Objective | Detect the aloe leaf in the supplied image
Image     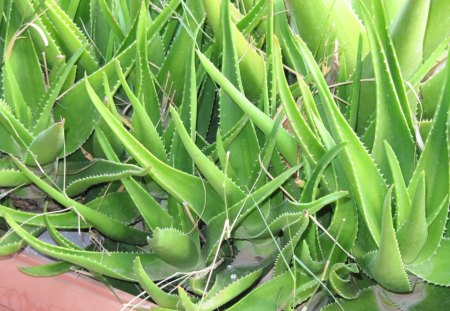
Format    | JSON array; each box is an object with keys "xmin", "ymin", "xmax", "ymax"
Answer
[
  {"xmin": 20, "ymin": 261, "xmax": 74, "ymax": 277},
  {"xmin": 237, "ymin": 191, "xmax": 347, "ymax": 240},
  {"xmin": 397, "ymin": 172, "xmax": 428, "ymax": 264},
  {"xmin": 236, "ymin": 0, "xmax": 266, "ymax": 35},
  {"xmin": 149, "ymin": 228, "xmax": 202, "ymax": 270},
  {"xmin": 197, "ymin": 51, "xmax": 298, "ymax": 166},
  {"xmin": 13, "ymin": 0, "xmax": 62, "ymax": 68},
  {"xmin": 3, "ymin": 24, "xmax": 41, "ymax": 127},
  {"xmin": 288, "ymin": 0, "xmax": 368, "ymax": 76},
  {"xmin": 0, "ymin": 192, "xmax": 138, "ymax": 229},
  {"xmin": 33, "ymin": 45, "xmax": 86, "ymax": 134},
  {"xmin": 171, "ymin": 106, "xmax": 244, "ymax": 205},
  {"xmin": 273, "ymin": 0, "xmax": 307, "ymax": 76},
  {"xmin": 195, "ymin": 269, "xmax": 263, "ymax": 311},
  {"xmin": 0, "ymin": 204, "xmax": 87, "ymax": 229},
  {"xmin": 390, "ymin": 0, "xmax": 430, "ymax": 79},
  {"xmin": 0, "ymin": 124, "xmax": 22, "ymax": 155},
  {"xmin": 226, "ymin": 271, "xmax": 294, "ymax": 311},
  {"xmin": 2, "ymin": 213, "xmax": 179, "ymax": 281},
  {"xmin": 201, "ymin": 0, "xmax": 264, "ymax": 100},
  {"xmin": 178, "ymin": 286, "xmax": 196, "ymax": 311},
  {"xmin": 407, "ymin": 50, "xmax": 449, "ymax": 264},
  {"xmin": 360, "ymin": 187, "xmax": 411, "ymax": 293},
  {"xmin": 157, "ymin": 0, "xmax": 204, "ymax": 105},
  {"xmin": 384, "ymin": 141, "xmax": 411, "ymax": 228},
  {"xmin": 134, "ymin": 257, "xmax": 181, "ymax": 310},
  {"xmin": 0, "ymin": 225, "xmax": 43, "ymax": 255},
  {"xmin": 86, "ymin": 77, "xmax": 225, "ymax": 223},
  {"xmin": 0, "ymin": 100, "xmax": 33, "ymax": 147},
  {"xmin": 95, "ymin": 127, "xmax": 173, "ymax": 230},
  {"xmin": 359, "ymin": 3, "xmax": 415, "ymax": 183},
  {"xmin": 97, "ymin": 0, "xmax": 125, "ymax": 41},
  {"xmin": 31, "ymin": 0, "xmax": 98, "ymax": 73},
  {"xmin": 12, "ymin": 157, "xmax": 148, "ymax": 245},
  {"xmin": 219, "ymin": 0, "xmax": 259, "ymax": 187},
  {"xmin": 115, "ymin": 63, "xmax": 167, "ymax": 162},
  {"xmin": 300, "ymin": 143, "xmax": 346, "ymax": 202},
  {"xmin": 324, "ymin": 283, "xmax": 450, "ymax": 311},
  {"xmin": 329, "ymin": 263, "xmax": 359, "ymax": 299},
  {"xmin": 169, "ymin": 34, "xmax": 197, "ymax": 175},
  {"xmin": 204, "ymin": 166, "xmax": 299, "ymax": 261},
  {"xmin": 365, "ymin": 0, "xmax": 415, "ymax": 129},
  {"xmin": 135, "ymin": 1, "xmax": 161, "ymax": 126},
  {"xmin": 347, "ymin": 35, "xmax": 364, "ymax": 131},
  {"xmin": 273, "ymin": 213, "xmax": 310, "ymax": 276},
  {"xmin": 52, "ymin": 0, "xmax": 181, "ymax": 154},
  {"xmin": 423, "ymin": 0, "xmax": 450, "ymax": 59},
  {"xmin": 55, "ymin": 159, "xmax": 147, "ymax": 196},
  {"xmin": 23, "ymin": 120, "xmax": 65, "ymax": 166},
  {"xmin": 274, "ymin": 38, "xmax": 325, "ymax": 167},
  {"xmin": 407, "ymin": 238, "xmax": 450, "ymax": 286},
  {"xmin": 0, "ymin": 169, "xmax": 30, "ymax": 187},
  {"xmin": 202, "ymin": 115, "xmax": 249, "ymax": 160},
  {"xmin": 294, "ymin": 33, "xmax": 387, "ymax": 247}
]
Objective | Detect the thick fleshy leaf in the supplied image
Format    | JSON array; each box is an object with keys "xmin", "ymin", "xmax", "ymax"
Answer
[
  {"xmin": 12, "ymin": 157, "xmax": 148, "ymax": 245},
  {"xmin": 134, "ymin": 257, "xmax": 181, "ymax": 310},
  {"xmin": 86, "ymin": 77, "xmax": 225, "ymax": 223},
  {"xmin": 397, "ymin": 172, "xmax": 428, "ymax": 264},
  {"xmin": 3, "ymin": 214, "xmax": 179, "ymax": 281},
  {"xmin": 219, "ymin": 0, "xmax": 259, "ymax": 187},
  {"xmin": 148, "ymin": 228, "xmax": 202, "ymax": 270},
  {"xmin": 359, "ymin": 3, "xmax": 415, "ymax": 183},
  {"xmin": 294, "ymin": 34, "xmax": 387, "ymax": 247},
  {"xmin": 360, "ymin": 188, "xmax": 411, "ymax": 293},
  {"xmin": 407, "ymin": 238, "xmax": 450, "ymax": 286},
  {"xmin": 408, "ymin": 50, "xmax": 450, "ymax": 264}
]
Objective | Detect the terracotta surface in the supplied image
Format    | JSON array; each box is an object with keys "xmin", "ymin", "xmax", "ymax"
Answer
[{"xmin": 0, "ymin": 252, "xmax": 154, "ymax": 311}]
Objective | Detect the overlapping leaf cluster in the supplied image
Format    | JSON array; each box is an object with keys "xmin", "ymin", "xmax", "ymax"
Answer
[{"xmin": 0, "ymin": 0, "xmax": 449, "ymax": 310}]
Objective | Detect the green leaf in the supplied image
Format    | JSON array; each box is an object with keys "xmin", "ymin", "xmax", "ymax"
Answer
[
  {"xmin": 329, "ymin": 263, "xmax": 360, "ymax": 299},
  {"xmin": 407, "ymin": 238, "xmax": 450, "ymax": 286},
  {"xmin": 2, "ymin": 213, "xmax": 178, "ymax": 281},
  {"xmin": 12, "ymin": 157, "xmax": 148, "ymax": 245},
  {"xmin": 0, "ymin": 169, "xmax": 30, "ymax": 187},
  {"xmin": 55, "ymin": 159, "xmax": 147, "ymax": 196},
  {"xmin": 390, "ymin": 0, "xmax": 430, "ymax": 78},
  {"xmin": 32, "ymin": 0, "xmax": 98, "ymax": 73},
  {"xmin": 408, "ymin": 50, "xmax": 450, "ymax": 264},
  {"xmin": 148, "ymin": 228, "xmax": 202, "ymax": 270},
  {"xmin": 0, "ymin": 204, "xmax": 87, "ymax": 229},
  {"xmin": 360, "ymin": 187, "xmax": 411, "ymax": 293},
  {"xmin": 23, "ymin": 121, "xmax": 65, "ymax": 166},
  {"xmin": 201, "ymin": 0, "xmax": 264, "ymax": 100},
  {"xmin": 20, "ymin": 261, "xmax": 74, "ymax": 277},
  {"xmin": 219, "ymin": 0, "xmax": 259, "ymax": 187},
  {"xmin": 197, "ymin": 50, "xmax": 298, "ymax": 166},
  {"xmin": 86, "ymin": 76, "xmax": 225, "ymax": 223},
  {"xmin": 0, "ymin": 225, "xmax": 43, "ymax": 255},
  {"xmin": 95, "ymin": 127, "xmax": 173, "ymax": 230},
  {"xmin": 115, "ymin": 63, "xmax": 167, "ymax": 162},
  {"xmin": 226, "ymin": 271, "xmax": 294, "ymax": 311},
  {"xmin": 397, "ymin": 172, "xmax": 428, "ymax": 264},
  {"xmin": 134, "ymin": 257, "xmax": 181, "ymax": 310},
  {"xmin": 384, "ymin": 141, "xmax": 411, "ymax": 228},
  {"xmin": 274, "ymin": 38, "xmax": 325, "ymax": 167},
  {"xmin": 358, "ymin": 2, "xmax": 415, "ymax": 183},
  {"xmin": 294, "ymin": 34, "xmax": 387, "ymax": 246},
  {"xmin": 171, "ymin": 106, "xmax": 244, "ymax": 205},
  {"xmin": 195, "ymin": 269, "xmax": 263, "ymax": 311}
]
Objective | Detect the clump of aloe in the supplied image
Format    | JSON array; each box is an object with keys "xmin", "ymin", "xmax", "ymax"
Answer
[{"xmin": 1, "ymin": 0, "xmax": 449, "ymax": 310}]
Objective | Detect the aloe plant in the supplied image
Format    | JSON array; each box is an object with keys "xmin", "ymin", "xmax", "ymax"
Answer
[{"xmin": 0, "ymin": 0, "xmax": 449, "ymax": 310}]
